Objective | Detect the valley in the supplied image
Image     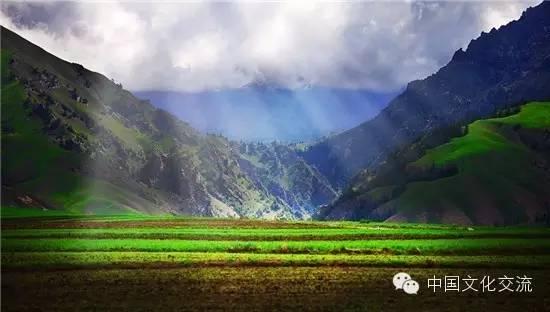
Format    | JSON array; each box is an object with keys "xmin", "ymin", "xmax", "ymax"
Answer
[
  {"xmin": 0, "ymin": 27, "xmax": 336, "ymax": 220},
  {"xmin": 1, "ymin": 2, "xmax": 550, "ymax": 224}
]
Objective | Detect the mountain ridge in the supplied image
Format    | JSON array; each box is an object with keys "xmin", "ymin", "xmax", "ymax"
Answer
[
  {"xmin": 0, "ymin": 25, "xmax": 336, "ymax": 219},
  {"xmin": 319, "ymin": 101, "xmax": 550, "ymax": 225},
  {"xmin": 302, "ymin": 1, "xmax": 550, "ymax": 188}
]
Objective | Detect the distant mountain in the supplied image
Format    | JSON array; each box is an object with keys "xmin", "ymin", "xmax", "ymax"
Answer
[
  {"xmin": 302, "ymin": 1, "xmax": 550, "ymax": 189},
  {"xmin": 320, "ymin": 102, "xmax": 550, "ymax": 225},
  {"xmin": 0, "ymin": 26, "xmax": 335, "ymax": 219},
  {"xmin": 134, "ymin": 89, "xmax": 395, "ymax": 142},
  {"xmin": 235, "ymin": 142, "xmax": 337, "ymax": 218}
]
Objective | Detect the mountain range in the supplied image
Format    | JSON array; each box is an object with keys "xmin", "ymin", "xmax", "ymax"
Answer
[
  {"xmin": 1, "ymin": 26, "xmax": 335, "ymax": 219},
  {"xmin": 134, "ymin": 89, "xmax": 395, "ymax": 142},
  {"xmin": 1, "ymin": 1, "xmax": 549, "ymax": 224}
]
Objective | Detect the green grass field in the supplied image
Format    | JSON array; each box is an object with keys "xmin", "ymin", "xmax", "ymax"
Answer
[
  {"xmin": 3, "ymin": 214, "xmax": 550, "ymax": 268},
  {"xmin": 2, "ymin": 214, "xmax": 550, "ymax": 311}
]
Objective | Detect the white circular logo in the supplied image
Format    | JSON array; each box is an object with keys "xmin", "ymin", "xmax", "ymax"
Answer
[{"xmin": 392, "ymin": 272, "xmax": 411, "ymax": 290}]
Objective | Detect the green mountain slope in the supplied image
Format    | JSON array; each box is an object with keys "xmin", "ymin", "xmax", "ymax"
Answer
[
  {"xmin": 302, "ymin": 2, "xmax": 550, "ymax": 188},
  {"xmin": 321, "ymin": 102, "xmax": 550, "ymax": 225},
  {"xmin": 2, "ymin": 49, "xmax": 146, "ymax": 215},
  {"xmin": 1, "ymin": 27, "xmax": 335, "ymax": 219}
]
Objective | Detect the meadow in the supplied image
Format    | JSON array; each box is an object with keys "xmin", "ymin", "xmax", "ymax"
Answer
[{"xmin": 2, "ymin": 212, "xmax": 550, "ymax": 311}]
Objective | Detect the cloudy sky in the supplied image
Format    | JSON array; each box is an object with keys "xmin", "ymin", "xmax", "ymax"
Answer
[{"xmin": 0, "ymin": 1, "xmax": 540, "ymax": 93}]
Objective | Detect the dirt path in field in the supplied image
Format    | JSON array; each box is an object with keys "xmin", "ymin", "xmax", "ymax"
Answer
[{"xmin": 2, "ymin": 267, "xmax": 549, "ymax": 312}]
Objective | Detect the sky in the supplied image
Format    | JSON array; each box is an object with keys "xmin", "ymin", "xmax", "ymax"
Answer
[{"xmin": 0, "ymin": 1, "xmax": 540, "ymax": 93}]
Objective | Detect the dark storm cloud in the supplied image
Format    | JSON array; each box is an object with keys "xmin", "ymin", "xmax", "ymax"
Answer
[{"xmin": 1, "ymin": 2, "xmax": 79, "ymax": 35}]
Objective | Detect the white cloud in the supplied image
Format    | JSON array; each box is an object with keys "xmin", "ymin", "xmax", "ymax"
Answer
[{"xmin": 0, "ymin": 1, "xmax": 540, "ymax": 92}]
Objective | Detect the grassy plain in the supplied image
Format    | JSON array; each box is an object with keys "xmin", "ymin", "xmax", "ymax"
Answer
[{"xmin": 2, "ymin": 214, "xmax": 550, "ymax": 311}]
